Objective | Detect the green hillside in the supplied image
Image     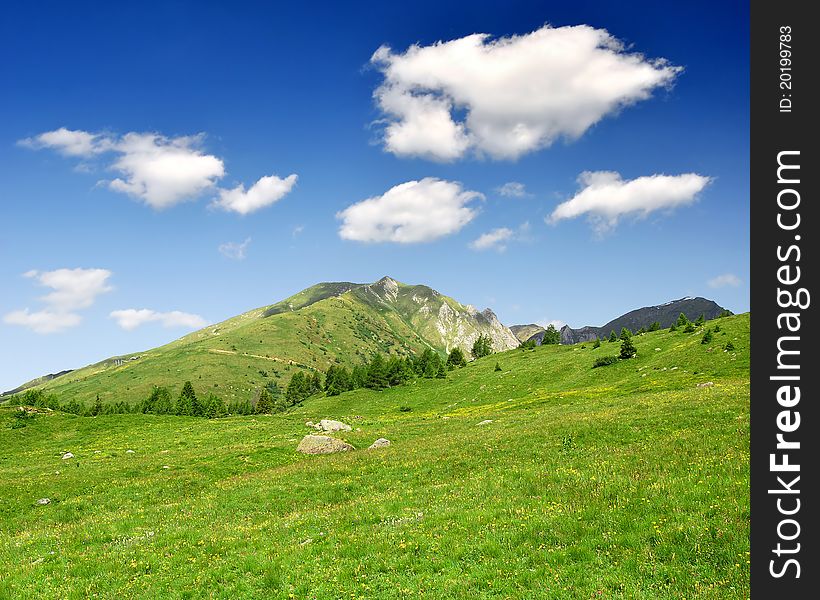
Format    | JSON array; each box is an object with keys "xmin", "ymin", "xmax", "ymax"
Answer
[
  {"xmin": 0, "ymin": 313, "xmax": 750, "ymax": 598},
  {"xmin": 11, "ymin": 277, "xmax": 519, "ymax": 408}
]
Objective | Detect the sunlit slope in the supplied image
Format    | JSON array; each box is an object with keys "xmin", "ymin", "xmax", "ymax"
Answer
[{"xmin": 25, "ymin": 277, "xmax": 519, "ymax": 407}]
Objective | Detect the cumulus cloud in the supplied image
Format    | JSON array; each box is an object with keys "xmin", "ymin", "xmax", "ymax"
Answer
[
  {"xmin": 108, "ymin": 133, "xmax": 225, "ymax": 208},
  {"xmin": 371, "ymin": 25, "xmax": 681, "ymax": 161},
  {"xmin": 18, "ymin": 127, "xmax": 111, "ymax": 157},
  {"xmin": 218, "ymin": 237, "xmax": 252, "ymax": 260},
  {"xmin": 3, "ymin": 310, "xmax": 83, "ymax": 334},
  {"xmin": 708, "ymin": 273, "xmax": 742, "ymax": 288},
  {"xmin": 469, "ymin": 222, "xmax": 531, "ymax": 252},
  {"xmin": 20, "ymin": 128, "xmax": 296, "ymax": 212},
  {"xmin": 548, "ymin": 171, "xmax": 711, "ymax": 233},
  {"xmin": 212, "ymin": 174, "xmax": 298, "ymax": 215},
  {"xmin": 538, "ymin": 319, "xmax": 567, "ymax": 330},
  {"xmin": 24, "ymin": 268, "xmax": 113, "ymax": 311},
  {"xmin": 495, "ymin": 182, "xmax": 530, "ymax": 198},
  {"xmin": 110, "ymin": 309, "xmax": 208, "ymax": 331},
  {"xmin": 469, "ymin": 227, "xmax": 513, "ymax": 251},
  {"xmin": 3, "ymin": 268, "xmax": 113, "ymax": 334},
  {"xmin": 337, "ymin": 178, "xmax": 482, "ymax": 243}
]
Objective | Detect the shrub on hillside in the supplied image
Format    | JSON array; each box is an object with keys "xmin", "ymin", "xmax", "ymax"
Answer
[
  {"xmin": 683, "ymin": 322, "xmax": 696, "ymax": 333},
  {"xmin": 593, "ymin": 356, "xmax": 619, "ymax": 368}
]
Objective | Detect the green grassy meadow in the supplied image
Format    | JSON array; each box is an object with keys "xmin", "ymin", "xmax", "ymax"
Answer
[{"xmin": 0, "ymin": 315, "xmax": 750, "ymax": 598}]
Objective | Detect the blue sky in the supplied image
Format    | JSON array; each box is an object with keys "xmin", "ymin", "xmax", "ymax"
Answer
[{"xmin": 0, "ymin": 0, "xmax": 749, "ymax": 391}]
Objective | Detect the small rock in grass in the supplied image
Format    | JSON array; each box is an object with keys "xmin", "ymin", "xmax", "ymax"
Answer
[
  {"xmin": 477, "ymin": 420, "xmax": 493, "ymax": 426},
  {"xmin": 296, "ymin": 435, "xmax": 354, "ymax": 455},
  {"xmin": 368, "ymin": 438, "xmax": 391, "ymax": 450},
  {"xmin": 61, "ymin": 452, "xmax": 74, "ymax": 460},
  {"xmin": 162, "ymin": 465, "xmax": 170, "ymax": 469},
  {"xmin": 697, "ymin": 381, "xmax": 715, "ymax": 388},
  {"xmin": 655, "ymin": 348, "xmax": 661, "ymax": 351},
  {"xmin": 126, "ymin": 450, "xmax": 135, "ymax": 454},
  {"xmin": 35, "ymin": 498, "xmax": 51, "ymax": 506},
  {"xmin": 316, "ymin": 419, "xmax": 352, "ymax": 432}
]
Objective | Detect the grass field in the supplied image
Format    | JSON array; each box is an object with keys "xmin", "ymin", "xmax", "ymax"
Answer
[{"xmin": 0, "ymin": 314, "xmax": 750, "ymax": 598}]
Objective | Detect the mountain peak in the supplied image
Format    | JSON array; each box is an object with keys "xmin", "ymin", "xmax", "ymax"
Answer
[{"xmin": 374, "ymin": 275, "xmax": 399, "ymax": 286}]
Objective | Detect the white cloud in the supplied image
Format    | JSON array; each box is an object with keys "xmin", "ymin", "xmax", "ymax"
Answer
[
  {"xmin": 25, "ymin": 268, "xmax": 113, "ymax": 311},
  {"xmin": 218, "ymin": 237, "xmax": 252, "ymax": 260},
  {"xmin": 20, "ymin": 128, "xmax": 296, "ymax": 212},
  {"xmin": 371, "ymin": 25, "xmax": 681, "ymax": 160},
  {"xmin": 212, "ymin": 174, "xmax": 297, "ymax": 215},
  {"xmin": 469, "ymin": 221, "xmax": 531, "ymax": 252},
  {"xmin": 292, "ymin": 225, "xmax": 304, "ymax": 237},
  {"xmin": 4, "ymin": 268, "xmax": 112, "ymax": 334},
  {"xmin": 537, "ymin": 319, "xmax": 567, "ymax": 330},
  {"xmin": 3, "ymin": 310, "xmax": 82, "ymax": 334},
  {"xmin": 337, "ymin": 178, "xmax": 482, "ymax": 243},
  {"xmin": 18, "ymin": 127, "xmax": 111, "ymax": 157},
  {"xmin": 110, "ymin": 309, "xmax": 208, "ymax": 331},
  {"xmin": 469, "ymin": 227, "xmax": 513, "ymax": 251},
  {"xmin": 495, "ymin": 182, "xmax": 530, "ymax": 198},
  {"xmin": 708, "ymin": 273, "xmax": 742, "ymax": 288},
  {"xmin": 548, "ymin": 171, "xmax": 711, "ymax": 233},
  {"xmin": 108, "ymin": 133, "xmax": 225, "ymax": 208}
]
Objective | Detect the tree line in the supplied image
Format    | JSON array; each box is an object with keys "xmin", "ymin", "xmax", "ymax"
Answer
[{"xmin": 12, "ymin": 337, "xmax": 497, "ymax": 417}]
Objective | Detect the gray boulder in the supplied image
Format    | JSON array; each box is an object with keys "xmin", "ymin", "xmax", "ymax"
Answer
[
  {"xmin": 368, "ymin": 438, "xmax": 391, "ymax": 450},
  {"xmin": 297, "ymin": 435, "xmax": 354, "ymax": 455},
  {"xmin": 61, "ymin": 452, "xmax": 74, "ymax": 460},
  {"xmin": 35, "ymin": 498, "xmax": 51, "ymax": 505},
  {"xmin": 314, "ymin": 419, "xmax": 352, "ymax": 432}
]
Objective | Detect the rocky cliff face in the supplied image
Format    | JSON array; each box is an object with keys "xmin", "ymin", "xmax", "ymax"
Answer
[
  {"xmin": 510, "ymin": 324, "xmax": 545, "ymax": 343},
  {"xmin": 351, "ymin": 277, "xmax": 520, "ymax": 354}
]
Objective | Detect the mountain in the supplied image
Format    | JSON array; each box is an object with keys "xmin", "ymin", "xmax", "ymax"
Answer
[
  {"xmin": 509, "ymin": 324, "xmax": 545, "ymax": 343},
  {"xmin": 4, "ymin": 277, "xmax": 519, "ymax": 404},
  {"xmin": 556, "ymin": 297, "xmax": 730, "ymax": 345}
]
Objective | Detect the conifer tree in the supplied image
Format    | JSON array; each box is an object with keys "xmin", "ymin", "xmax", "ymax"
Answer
[
  {"xmin": 676, "ymin": 312, "xmax": 689, "ymax": 327},
  {"xmin": 446, "ymin": 347, "xmax": 467, "ymax": 369},
  {"xmin": 619, "ymin": 336, "xmax": 637, "ymax": 359},
  {"xmin": 471, "ymin": 334, "xmax": 494, "ymax": 358},
  {"xmin": 365, "ymin": 354, "xmax": 389, "ymax": 390},
  {"xmin": 255, "ymin": 387, "xmax": 273, "ymax": 414},
  {"xmin": 608, "ymin": 330, "xmax": 618, "ymax": 342},
  {"xmin": 541, "ymin": 324, "xmax": 561, "ymax": 345},
  {"xmin": 176, "ymin": 381, "xmax": 196, "ymax": 416}
]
